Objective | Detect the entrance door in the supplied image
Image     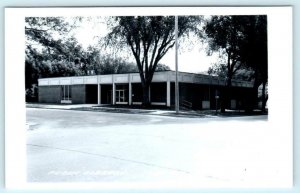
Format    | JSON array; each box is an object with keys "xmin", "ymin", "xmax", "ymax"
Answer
[
  {"xmin": 116, "ymin": 89, "xmax": 127, "ymax": 104},
  {"xmin": 61, "ymin": 85, "xmax": 72, "ymax": 103}
]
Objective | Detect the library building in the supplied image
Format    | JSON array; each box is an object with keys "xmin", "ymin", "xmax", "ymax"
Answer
[{"xmin": 38, "ymin": 71, "xmax": 255, "ymax": 110}]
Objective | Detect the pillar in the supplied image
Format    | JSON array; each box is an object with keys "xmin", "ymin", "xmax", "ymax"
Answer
[
  {"xmin": 112, "ymin": 83, "xmax": 116, "ymax": 105},
  {"xmin": 129, "ymin": 83, "xmax": 132, "ymax": 105},
  {"xmin": 128, "ymin": 74, "xmax": 132, "ymax": 105},
  {"xmin": 97, "ymin": 84, "xmax": 101, "ymax": 105},
  {"xmin": 167, "ymin": 80, "xmax": 171, "ymax": 107}
]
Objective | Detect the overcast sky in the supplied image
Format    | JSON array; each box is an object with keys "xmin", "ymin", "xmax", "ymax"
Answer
[{"xmin": 71, "ymin": 17, "xmax": 219, "ymax": 74}]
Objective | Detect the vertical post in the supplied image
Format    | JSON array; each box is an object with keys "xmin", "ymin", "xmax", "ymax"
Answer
[
  {"xmin": 98, "ymin": 84, "xmax": 101, "ymax": 105},
  {"xmin": 112, "ymin": 83, "xmax": 116, "ymax": 105},
  {"xmin": 215, "ymin": 90, "xmax": 219, "ymax": 114},
  {"xmin": 67, "ymin": 85, "xmax": 69, "ymax": 101},
  {"xmin": 175, "ymin": 15, "xmax": 179, "ymax": 113},
  {"xmin": 64, "ymin": 85, "xmax": 66, "ymax": 100},
  {"xmin": 167, "ymin": 80, "xmax": 171, "ymax": 107},
  {"xmin": 129, "ymin": 83, "xmax": 132, "ymax": 105},
  {"xmin": 128, "ymin": 74, "xmax": 132, "ymax": 105}
]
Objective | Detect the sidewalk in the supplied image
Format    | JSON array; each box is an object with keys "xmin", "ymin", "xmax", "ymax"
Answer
[
  {"xmin": 27, "ymin": 103, "xmax": 265, "ymax": 118},
  {"xmin": 26, "ymin": 103, "xmax": 96, "ymax": 110},
  {"xmin": 26, "ymin": 103, "xmax": 217, "ymax": 118}
]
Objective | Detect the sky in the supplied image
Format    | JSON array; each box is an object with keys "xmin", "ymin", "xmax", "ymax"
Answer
[{"xmin": 71, "ymin": 17, "xmax": 219, "ymax": 74}]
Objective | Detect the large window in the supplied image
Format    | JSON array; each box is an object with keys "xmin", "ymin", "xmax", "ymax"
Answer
[{"xmin": 61, "ymin": 85, "xmax": 72, "ymax": 103}]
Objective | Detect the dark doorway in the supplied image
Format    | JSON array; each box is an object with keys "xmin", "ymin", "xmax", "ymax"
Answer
[
  {"xmin": 86, "ymin": 85, "xmax": 97, "ymax": 104},
  {"xmin": 150, "ymin": 83, "xmax": 166, "ymax": 103},
  {"xmin": 132, "ymin": 83, "xmax": 143, "ymax": 103},
  {"xmin": 101, "ymin": 84, "xmax": 113, "ymax": 104}
]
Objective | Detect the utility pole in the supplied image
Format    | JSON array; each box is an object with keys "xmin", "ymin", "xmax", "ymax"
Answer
[{"xmin": 175, "ymin": 16, "xmax": 179, "ymax": 114}]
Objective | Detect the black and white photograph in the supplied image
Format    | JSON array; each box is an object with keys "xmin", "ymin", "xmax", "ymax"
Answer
[{"xmin": 5, "ymin": 7, "xmax": 292, "ymax": 189}]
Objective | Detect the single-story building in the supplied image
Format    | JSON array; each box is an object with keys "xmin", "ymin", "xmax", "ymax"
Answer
[{"xmin": 38, "ymin": 71, "xmax": 255, "ymax": 110}]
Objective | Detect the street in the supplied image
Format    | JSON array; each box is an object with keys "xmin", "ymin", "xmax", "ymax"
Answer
[{"xmin": 26, "ymin": 108, "xmax": 281, "ymax": 186}]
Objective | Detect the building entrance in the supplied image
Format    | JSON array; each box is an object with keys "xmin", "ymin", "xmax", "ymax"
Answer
[
  {"xmin": 101, "ymin": 85, "xmax": 113, "ymax": 104},
  {"xmin": 116, "ymin": 89, "xmax": 127, "ymax": 104},
  {"xmin": 61, "ymin": 85, "xmax": 72, "ymax": 103},
  {"xmin": 115, "ymin": 84, "xmax": 129, "ymax": 104}
]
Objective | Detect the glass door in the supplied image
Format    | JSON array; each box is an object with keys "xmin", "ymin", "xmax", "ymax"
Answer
[
  {"xmin": 61, "ymin": 85, "xmax": 72, "ymax": 103},
  {"xmin": 116, "ymin": 89, "xmax": 127, "ymax": 104}
]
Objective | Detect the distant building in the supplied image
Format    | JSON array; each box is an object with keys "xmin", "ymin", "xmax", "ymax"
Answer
[{"xmin": 38, "ymin": 71, "xmax": 255, "ymax": 110}]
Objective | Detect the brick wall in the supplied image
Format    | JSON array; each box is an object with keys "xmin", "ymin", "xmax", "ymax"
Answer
[
  {"xmin": 71, "ymin": 85, "xmax": 86, "ymax": 104},
  {"xmin": 38, "ymin": 86, "xmax": 61, "ymax": 103}
]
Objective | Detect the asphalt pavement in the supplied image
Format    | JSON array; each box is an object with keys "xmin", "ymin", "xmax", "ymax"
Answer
[{"xmin": 27, "ymin": 108, "xmax": 278, "ymax": 187}]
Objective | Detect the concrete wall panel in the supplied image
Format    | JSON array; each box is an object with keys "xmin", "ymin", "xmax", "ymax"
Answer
[
  {"xmin": 49, "ymin": 79, "xmax": 60, "ymax": 85},
  {"xmin": 38, "ymin": 86, "xmax": 61, "ymax": 103},
  {"xmin": 72, "ymin": 77, "xmax": 84, "ymax": 84},
  {"xmin": 99, "ymin": 75, "xmax": 113, "ymax": 84},
  {"xmin": 114, "ymin": 75, "xmax": 128, "ymax": 83},
  {"xmin": 84, "ymin": 76, "xmax": 97, "ymax": 84},
  {"xmin": 38, "ymin": 79, "xmax": 49, "ymax": 86},
  {"xmin": 71, "ymin": 85, "xmax": 86, "ymax": 104},
  {"xmin": 60, "ymin": 78, "xmax": 71, "ymax": 85}
]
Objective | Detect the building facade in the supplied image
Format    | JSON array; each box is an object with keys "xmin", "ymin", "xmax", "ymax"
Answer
[{"xmin": 38, "ymin": 71, "xmax": 255, "ymax": 110}]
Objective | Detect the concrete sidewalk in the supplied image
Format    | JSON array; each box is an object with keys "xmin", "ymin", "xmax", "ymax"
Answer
[
  {"xmin": 26, "ymin": 103, "xmax": 96, "ymax": 110},
  {"xmin": 26, "ymin": 103, "xmax": 266, "ymax": 118},
  {"xmin": 26, "ymin": 103, "xmax": 216, "ymax": 118}
]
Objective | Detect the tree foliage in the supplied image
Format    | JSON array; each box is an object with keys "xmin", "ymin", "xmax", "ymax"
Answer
[
  {"xmin": 205, "ymin": 16, "xmax": 252, "ymax": 86},
  {"xmin": 25, "ymin": 17, "xmax": 76, "ymax": 57},
  {"xmin": 25, "ymin": 17, "xmax": 93, "ymax": 101},
  {"xmin": 105, "ymin": 16, "xmax": 202, "ymax": 106},
  {"xmin": 208, "ymin": 63, "xmax": 254, "ymax": 81},
  {"xmin": 204, "ymin": 15, "xmax": 268, "ymax": 112},
  {"xmin": 240, "ymin": 16, "xmax": 267, "ymax": 85},
  {"xmin": 83, "ymin": 46, "xmax": 170, "ymax": 75},
  {"xmin": 240, "ymin": 16, "xmax": 268, "ymax": 111}
]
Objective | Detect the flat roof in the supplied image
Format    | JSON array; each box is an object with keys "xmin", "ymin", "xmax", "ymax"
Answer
[{"xmin": 38, "ymin": 71, "xmax": 253, "ymax": 88}]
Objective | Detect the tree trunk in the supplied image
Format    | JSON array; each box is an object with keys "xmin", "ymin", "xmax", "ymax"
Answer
[
  {"xmin": 247, "ymin": 71, "xmax": 260, "ymax": 113},
  {"xmin": 261, "ymin": 81, "xmax": 267, "ymax": 112},
  {"xmin": 220, "ymin": 88, "xmax": 226, "ymax": 113},
  {"xmin": 142, "ymin": 83, "xmax": 151, "ymax": 108},
  {"xmin": 221, "ymin": 76, "xmax": 232, "ymax": 113}
]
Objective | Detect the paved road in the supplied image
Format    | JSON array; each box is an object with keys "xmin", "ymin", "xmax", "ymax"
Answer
[{"xmin": 27, "ymin": 108, "xmax": 276, "ymax": 186}]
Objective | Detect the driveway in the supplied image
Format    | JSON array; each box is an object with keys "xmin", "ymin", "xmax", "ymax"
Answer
[{"xmin": 27, "ymin": 108, "xmax": 280, "ymax": 187}]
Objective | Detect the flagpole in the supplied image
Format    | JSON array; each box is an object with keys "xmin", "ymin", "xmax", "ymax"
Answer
[{"xmin": 175, "ymin": 16, "xmax": 179, "ymax": 114}]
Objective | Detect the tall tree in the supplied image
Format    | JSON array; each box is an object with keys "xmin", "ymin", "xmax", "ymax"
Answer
[
  {"xmin": 25, "ymin": 17, "xmax": 75, "ymax": 58},
  {"xmin": 205, "ymin": 16, "xmax": 252, "ymax": 86},
  {"xmin": 25, "ymin": 17, "xmax": 85, "ymax": 101},
  {"xmin": 240, "ymin": 16, "xmax": 268, "ymax": 112},
  {"xmin": 105, "ymin": 16, "xmax": 202, "ymax": 107},
  {"xmin": 204, "ymin": 15, "xmax": 266, "ymax": 112}
]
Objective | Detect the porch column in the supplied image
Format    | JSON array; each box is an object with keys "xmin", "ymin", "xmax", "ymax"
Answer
[
  {"xmin": 112, "ymin": 83, "xmax": 116, "ymax": 105},
  {"xmin": 97, "ymin": 84, "xmax": 101, "ymax": 105},
  {"xmin": 128, "ymin": 74, "xmax": 132, "ymax": 105},
  {"xmin": 129, "ymin": 83, "xmax": 132, "ymax": 105},
  {"xmin": 167, "ymin": 80, "xmax": 171, "ymax": 107}
]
